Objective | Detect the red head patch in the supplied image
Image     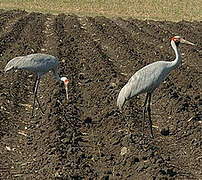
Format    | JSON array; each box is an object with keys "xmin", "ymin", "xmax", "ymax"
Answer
[
  {"xmin": 65, "ymin": 79, "xmax": 69, "ymax": 85},
  {"xmin": 171, "ymin": 36, "xmax": 180, "ymax": 42}
]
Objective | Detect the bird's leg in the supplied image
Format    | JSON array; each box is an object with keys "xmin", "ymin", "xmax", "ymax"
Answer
[
  {"xmin": 142, "ymin": 93, "xmax": 149, "ymax": 137},
  {"xmin": 31, "ymin": 76, "xmax": 40, "ymax": 117},
  {"xmin": 33, "ymin": 76, "xmax": 38, "ymax": 93},
  {"xmin": 36, "ymin": 96, "xmax": 45, "ymax": 115},
  {"xmin": 147, "ymin": 93, "xmax": 154, "ymax": 138},
  {"xmin": 32, "ymin": 76, "xmax": 45, "ymax": 116}
]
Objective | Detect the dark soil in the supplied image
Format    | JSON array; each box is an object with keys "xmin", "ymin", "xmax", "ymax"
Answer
[{"xmin": 0, "ymin": 10, "xmax": 201, "ymax": 179}]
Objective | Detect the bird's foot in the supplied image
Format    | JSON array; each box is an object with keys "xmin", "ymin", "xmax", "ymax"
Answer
[
  {"xmin": 141, "ymin": 132, "xmax": 144, "ymax": 139},
  {"xmin": 140, "ymin": 139, "xmax": 146, "ymax": 145},
  {"xmin": 150, "ymin": 134, "xmax": 154, "ymax": 139},
  {"xmin": 30, "ymin": 114, "xmax": 35, "ymax": 119},
  {"xmin": 40, "ymin": 110, "xmax": 45, "ymax": 116},
  {"xmin": 38, "ymin": 106, "xmax": 45, "ymax": 116}
]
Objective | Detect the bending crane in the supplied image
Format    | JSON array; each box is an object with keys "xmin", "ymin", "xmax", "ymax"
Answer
[{"xmin": 4, "ymin": 53, "xmax": 69, "ymax": 117}]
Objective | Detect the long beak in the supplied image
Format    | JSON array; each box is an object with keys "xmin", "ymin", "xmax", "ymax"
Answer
[
  {"xmin": 65, "ymin": 84, "xmax": 68, "ymax": 101},
  {"xmin": 180, "ymin": 38, "xmax": 195, "ymax": 45}
]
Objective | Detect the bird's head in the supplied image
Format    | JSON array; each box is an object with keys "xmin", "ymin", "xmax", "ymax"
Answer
[
  {"xmin": 61, "ymin": 77, "xmax": 69, "ymax": 86},
  {"xmin": 171, "ymin": 36, "xmax": 195, "ymax": 47},
  {"xmin": 61, "ymin": 77, "xmax": 69, "ymax": 101}
]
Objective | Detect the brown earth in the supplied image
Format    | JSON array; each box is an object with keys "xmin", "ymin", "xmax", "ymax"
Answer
[{"xmin": 0, "ymin": 10, "xmax": 201, "ymax": 179}]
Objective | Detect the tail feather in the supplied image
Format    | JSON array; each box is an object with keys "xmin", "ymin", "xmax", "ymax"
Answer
[
  {"xmin": 4, "ymin": 64, "xmax": 13, "ymax": 72},
  {"xmin": 4, "ymin": 56, "xmax": 24, "ymax": 72},
  {"xmin": 117, "ymin": 83, "xmax": 131, "ymax": 110}
]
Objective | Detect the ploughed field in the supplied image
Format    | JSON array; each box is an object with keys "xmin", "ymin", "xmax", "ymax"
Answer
[{"xmin": 0, "ymin": 10, "xmax": 201, "ymax": 179}]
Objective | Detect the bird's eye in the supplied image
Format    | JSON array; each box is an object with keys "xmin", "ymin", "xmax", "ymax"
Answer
[{"xmin": 174, "ymin": 38, "xmax": 180, "ymax": 42}]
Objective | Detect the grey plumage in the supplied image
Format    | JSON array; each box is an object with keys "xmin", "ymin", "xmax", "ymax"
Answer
[
  {"xmin": 117, "ymin": 61, "xmax": 173, "ymax": 109},
  {"xmin": 117, "ymin": 36, "xmax": 194, "ymax": 138},
  {"xmin": 4, "ymin": 53, "xmax": 69, "ymax": 117},
  {"xmin": 5, "ymin": 53, "xmax": 58, "ymax": 75}
]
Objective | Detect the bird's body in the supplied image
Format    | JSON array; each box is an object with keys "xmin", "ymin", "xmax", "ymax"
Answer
[
  {"xmin": 5, "ymin": 53, "xmax": 69, "ymax": 117},
  {"xmin": 117, "ymin": 60, "xmax": 177, "ymax": 109},
  {"xmin": 5, "ymin": 53, "xmax": 59, "ymax": 76},
  {"xmin": 117, "ymin": 36, "xmax": 194, "ymax": 138}
]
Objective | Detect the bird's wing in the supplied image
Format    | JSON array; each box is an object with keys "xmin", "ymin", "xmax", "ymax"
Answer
[
  {"xmin": 4, "ymin": 54, "xmax": 58, "ymax": 74},
  {"xmin": 129, "ymin": 61, "xmax": 171, "ymax": 96},
  {"xmin": 117, "ymin": 61, "xmax": 171, "ymax": 109},
  {"xmin": 24, "ymin": 54, "xmax": 58, "ymax": 73},
  {"xmin": 117, "ymin": 75, "xmax": 138, "ymax": 110},
  {"xmin": 4, "ymin": 56, "xmax": 25, "ymax": 72}
]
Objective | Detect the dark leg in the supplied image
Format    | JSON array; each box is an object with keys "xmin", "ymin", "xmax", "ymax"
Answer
[
  {"xmin": 36, "ymin": 96, "xmax": 45, "ymax": 115},
  {"xmin": 147, "ymin": 93, "xmax": 154, "ymax": 138},
  {"xmin": 32, "ymin": 76, "xmax": 44, "ymax": 116},
  {"xmin": 33, "ymin": 76, "xmax": 38, "ymax": 93},
  {"xmin": 142, "ymin": 93, "xmax": 149, "ymax": 137},
  {"xmin": 31, "ymin": 76, "xmax": 40, "ymax": 117}
]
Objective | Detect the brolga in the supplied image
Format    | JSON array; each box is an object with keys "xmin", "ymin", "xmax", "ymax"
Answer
[
  {"xmin": 117, "ymin": 36, "xmax": 194, "ymax": 138},
  {"xmin": 4, "ymin": 53, "xmax": 69, "ymax": 117}
]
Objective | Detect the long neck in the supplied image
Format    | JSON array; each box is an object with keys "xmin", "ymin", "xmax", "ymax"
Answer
[
  {"xmin": 53, "ymin": 69, "xmax": 62, "ymax": 81},
  {"xmin": 169, "ymin": 40, "xmax": 182, "ymax": 71}
]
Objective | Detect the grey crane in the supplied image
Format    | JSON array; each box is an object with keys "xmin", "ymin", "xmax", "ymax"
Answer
[
  {"xmin": 117, "ymin": 36, "xmax": 194, "ymax": 138},
  {"xmin": 4, "ymin": 53, "xmax": 69, "ymax": 117}
]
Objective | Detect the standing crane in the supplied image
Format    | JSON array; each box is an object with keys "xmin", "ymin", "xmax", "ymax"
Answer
[
  {"xmin": 117, "ymin": 36, "xmax": 194, "ymax": 138},
  {"xmin": 4, "ymin": 53, "xmax": 69, "ymax": 117}
]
